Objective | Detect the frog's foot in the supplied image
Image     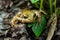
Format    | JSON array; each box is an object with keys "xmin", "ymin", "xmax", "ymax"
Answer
[
  {"xmin": 39, "ymin": 9, "xmax": 47, "ymax": 15},
  {"xmin": 10, "ymin": 22, "xmax": 18, "ymax": 28}
]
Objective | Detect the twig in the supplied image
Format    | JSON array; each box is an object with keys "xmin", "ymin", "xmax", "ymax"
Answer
[{"xmin": 46, "ymin": 13, "xmax": 57, "ymax": 40}]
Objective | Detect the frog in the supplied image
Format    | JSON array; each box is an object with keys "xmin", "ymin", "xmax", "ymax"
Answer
[{"xmin": 11, "ymin": 9, "xmax": 46, "ymax": 28}]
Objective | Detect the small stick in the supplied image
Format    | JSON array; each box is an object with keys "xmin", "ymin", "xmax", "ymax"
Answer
[{"xmin": 46, "ymin": 13, "xmax": 57, "ymax": 40}]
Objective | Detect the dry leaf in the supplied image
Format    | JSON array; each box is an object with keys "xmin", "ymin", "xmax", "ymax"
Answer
[{"xmin": 46, "ymin": 13, "xmax": 57, "ymax": 40}]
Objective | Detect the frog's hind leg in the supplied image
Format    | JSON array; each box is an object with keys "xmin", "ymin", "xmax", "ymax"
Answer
[{"xmin": 11, "ymin": 17, "xmax": 19, "ymax": 28}]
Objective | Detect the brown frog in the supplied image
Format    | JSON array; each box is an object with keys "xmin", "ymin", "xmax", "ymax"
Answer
[{"xmin": 11, "ymin": 9, "xmax": 46, "ymax": 28}]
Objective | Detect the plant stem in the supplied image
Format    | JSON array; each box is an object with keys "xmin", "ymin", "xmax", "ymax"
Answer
[
  {"xmin": 50, "ymin": 0, "xmax": 52, "ymax": 15},
  {"xmin": 54, "ymin": 0, "xmax": 56, "ymax": 12},
  {"xmin": 40, "ymin": 0, "xmax": 44, "ymax": 9}
]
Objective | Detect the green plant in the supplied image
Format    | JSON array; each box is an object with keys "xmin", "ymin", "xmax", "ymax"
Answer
[
  {"xmin": 50, "ymin": 0, "xmax": 53, "ymax": 15},
  {"xmin": 57, "ymin": 8, "xmax": 60, "ymax": 16},
  {"xmin": 30, "ymin": 0, "xmax": 39, "ymax": 8},
  {"xmin": 40, "ymin": 0, "xmax": 44, "ymax": 9},
  {"xmin": 30, "ymin": 0, "xmax": 39, "ymax": 4},
  {"xmin": 29, "ymin": 0, "xmax": 57, "ymax": 37},
  {"xmin": 32, "ymin": 15, "xmax": 46, "ymax": 37},
  {"xmin": 28, "ymin": 15, "xmax": 46, "ymax": 37},
  {"xmin": 28, "ymin": 0, "xmax": 47, "ymax": 37}
]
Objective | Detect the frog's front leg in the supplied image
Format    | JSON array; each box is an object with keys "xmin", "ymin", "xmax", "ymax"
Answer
[
  {"xmin": 39, "ymin": 10, "xmax": 47, "ymax": 15},
  {"xmin": 21, "ymin": 19, "xmax": 34, "ymax": 23}
]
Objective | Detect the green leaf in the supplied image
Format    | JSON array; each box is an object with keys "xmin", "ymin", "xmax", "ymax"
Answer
[
  {"xmin": 30, "ymin": 0, "xmax": 39, "ymax": 4},
  {"xmin": 27, "ymin": 21, "xmax": 37, "ymax": 28},
  {"xmin": 32, "ymin": 15, "xmax": 46, "ymax": 37},
  {"xmin": 28, "ymin": 23, "xmax": 34, "ymax": 28}
]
